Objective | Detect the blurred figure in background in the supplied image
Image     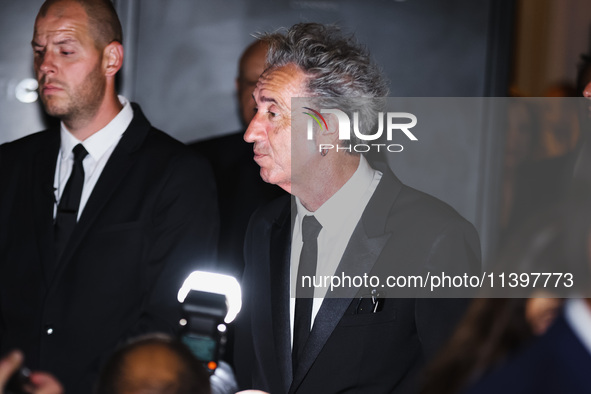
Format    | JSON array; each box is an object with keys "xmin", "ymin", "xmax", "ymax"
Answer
[
  {"xmin": 236, "ymin": 41, "xmax": 268, "ymax": 129},
  {"xmin": 421, "ymin": 297, "xmax": 563, "ymax": 394},
  {"xmin": 423, "ymin": 192, "xmax": 591, "ymax": 394},
  {"xmin": 501, "ymin": 78, "xmax": 585, "ymax": 245},
  {"xmin": 537, "ymin": 83, "xmax": 579, "ymax": 158},
  {"xmin": 190, "ymin": 40, "xmax": 284, "ymax": 280},
  {"xmin": 461, "ymin": 187, "xmax": 591, "ymax": 394},
  {"xmin": 502, "ymin": 53, "xmax": 591, "ymax": 239},
  {"xmin": 499, "ymin": 97, "xmax": 533, "ymax": 240}
]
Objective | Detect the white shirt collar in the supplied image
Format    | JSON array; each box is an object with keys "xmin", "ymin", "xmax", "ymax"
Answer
[
  {"xmin": 565, "ymin": 298, "xmax": 591, "ymax": 356},
  {"xmin": 295, "ymin": 155, "xmax": 374, "ymax": 231},
  {"xmin": 59, "ymin": 95, "xmax": 134, "ymax": 161}
]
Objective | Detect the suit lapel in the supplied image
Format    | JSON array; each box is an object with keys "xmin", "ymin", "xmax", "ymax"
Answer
[
  {"xmin": 289, "ymin": 165, "xmax": 402, "ymax": 393},
  {"xmin": 32, "ymin": 130, "xmax": 60, "ymax": 286},
  {"xmin": 48, "ymin": 104, "xmax": 151, "ymax": 289},
  {"xmin": 268, "ymin": 198, "xmax": 294, "ymax": 393}
]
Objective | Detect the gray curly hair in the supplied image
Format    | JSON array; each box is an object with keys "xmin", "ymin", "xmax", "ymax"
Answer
[{"xmin": 257, "ymin": 23, "xmax": 389, "ymax": 149}]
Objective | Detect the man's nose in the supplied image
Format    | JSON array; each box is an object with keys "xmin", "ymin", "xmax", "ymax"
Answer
[
  {"xmin": 583, "ymin": 82, "xmax": 591, "ymax": 98},
  {"xmin": 38, "ymin": 51, "xmax": 56, "ymax": 75},
  {"xmin": 244, "ymin": 113, "xmax": 264, "ymax": 143}
]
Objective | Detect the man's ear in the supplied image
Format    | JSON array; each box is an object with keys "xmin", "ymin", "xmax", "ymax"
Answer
[
  {"xmin": 321, "ymin": 112, "xmax": 340, "ymax": 144},
  {"xmin": 103, "ymin": 41, "xmax": 124, "ymax": 77}
]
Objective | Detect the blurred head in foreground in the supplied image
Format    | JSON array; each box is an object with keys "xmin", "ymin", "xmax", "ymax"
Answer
[{"xmin": 95, "ymin": 334, "xmax": 211, "ymax": 394}]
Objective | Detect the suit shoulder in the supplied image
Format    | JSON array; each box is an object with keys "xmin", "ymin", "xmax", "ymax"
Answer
[
  {"xmin": 381, "ymin": 180, "xmax": 481, "ymax": 259},
  {"xmin": 1, "ymin": 129, "xmax": 55, "ymax": 152},
  {"xmin": 189, "ymin": 131, "xmax": 246, "ymax": 152},
  {"xmin": 395, "ymin": 183, "xmax": 472, "ymax": 226},
  {"xmin": 127, "ymin": 103, "xmax": 192, "ymax": 156},
  {"xmin": 251, "ymin": 194, "xmax": 291, "ymax": 222},
  {"xmin": 144, "ymin": 127, "xmax": 211, "ymax": 167},
  {"xmin": 146, "ymin": 126, "xmax": 190, "ymax": 151},
  {"xmin": 0, "ymin": 130, "xmax": 56, "ymax": 165},
  {"xmin": 188, "ymin": 131, "xmax": 252, "ymax": 169},
  {"xmin": 374, "ymin": 164, "xmax": 471, "ymax": 227}
]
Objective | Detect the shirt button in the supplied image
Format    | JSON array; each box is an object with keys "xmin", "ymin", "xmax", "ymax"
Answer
[{"xmin": 45, "ymin": 326, "xmax": 54, "ymax": 335}]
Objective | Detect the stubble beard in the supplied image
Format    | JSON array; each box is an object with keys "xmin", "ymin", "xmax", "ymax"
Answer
[{"xmin": 40, "ymin": 61, "xmax": 106, "ymax": 128}]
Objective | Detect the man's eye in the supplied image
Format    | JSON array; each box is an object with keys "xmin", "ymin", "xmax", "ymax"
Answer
[
  {"xmin": 269, "ymin": 111, "xmax": 278, "ymax": 118},
  {"xmin": 61, "ymin": 51, "xmax": 74, "ymax": 55}
]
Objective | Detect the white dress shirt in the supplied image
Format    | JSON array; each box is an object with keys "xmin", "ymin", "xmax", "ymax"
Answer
[
  {"xmin": 290, "ymin": 155, "xmax": 382, "ymax": 344},
  {"xmin": 564, "ymin": 298, "xmax": 591, "ymax": 356},
  {"xmin": 53, "ymin": 96, "xmax": 134, "ymax": 220}
]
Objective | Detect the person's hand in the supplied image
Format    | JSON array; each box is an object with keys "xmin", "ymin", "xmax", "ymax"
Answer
[
  {"xmin": 0, "ymin": 350, "xmax": 63, "ymax": 394},
  {"xmin": 26, "ymin": 372, "xmax": 63, "ymax": 394},
  {"xmin": 0, "ymin": 350, "xmax": 24, "ymax": 393}
]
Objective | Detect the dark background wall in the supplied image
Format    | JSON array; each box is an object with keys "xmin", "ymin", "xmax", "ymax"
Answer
[
  {"xmin": 125, "ymin": 0, "xmax": 508, "ymax": 141},
  {"xmin": 0, "ymin": 0, "xmax": 514, "ymax": 260}
]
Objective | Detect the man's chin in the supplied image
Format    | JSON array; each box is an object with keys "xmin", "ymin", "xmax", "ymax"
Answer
[
  {"xmin": 260, "ymin": 170, "xmax": 291, "ymax": 193},
  {"xmin": 259, "ymin": 169, "xmax": 280, "ymax": 186},
  {"xmin": 259, "ymin": 169, "xmax": 272, "ymax": 184},
  {"xmin": 41, "ymin": 100, "xmax": 68, "ymax": 119}
]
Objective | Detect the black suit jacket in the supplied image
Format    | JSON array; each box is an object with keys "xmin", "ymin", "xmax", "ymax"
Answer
[
  {"xmin": 236, "ymin": 163, "xmax": 481, "ymax": 393},
  {"xmin": 463, "ymin": 313, "xmax": 591, "ymax": 394},
  {"xmin": 0, "ymin": 104, "xmax": 218, "ymax": 393}
]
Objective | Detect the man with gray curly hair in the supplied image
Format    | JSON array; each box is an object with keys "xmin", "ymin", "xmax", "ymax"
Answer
[{"xmin": 236, "ymin": 23, "xmax": 481, "ymax": 393}]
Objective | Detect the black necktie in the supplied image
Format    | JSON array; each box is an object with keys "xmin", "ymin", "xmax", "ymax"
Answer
[
  {"xmin": 292, "ymin": 215, "xmax": 322, "ymax": 371},
  {"xmin": 54, "ymin": 143, "xmax": 88, "ymax": 260}
]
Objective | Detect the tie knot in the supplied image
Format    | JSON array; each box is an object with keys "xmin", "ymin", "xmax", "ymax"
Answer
[
  {"xmin": 72, "ymin": 144, "xmax": 88, "ymax": 162},
  {"xmin": 301, "ymin": 215, "xmax": 322, "ymax": 242}
]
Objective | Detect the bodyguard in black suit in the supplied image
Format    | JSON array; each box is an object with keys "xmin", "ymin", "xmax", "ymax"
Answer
[
  {"xmin": 0, "ymin": 1, "xmax": 217, "ymax": 392},
  {"xmin": 235, "ymin": 23, "xmax": 480, "ymax": 393}
]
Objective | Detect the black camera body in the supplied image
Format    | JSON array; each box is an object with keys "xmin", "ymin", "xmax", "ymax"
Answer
[
  {"xmin": 179, "ymin": 290, "xmax": 228, "ymax": 373},
  {"xmin": 5, "ymin": 365, "xmax": 31, "ymax": 394}
]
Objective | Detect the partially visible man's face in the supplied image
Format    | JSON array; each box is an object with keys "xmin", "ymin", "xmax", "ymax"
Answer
[
  {"xmin": 32, "ymin": 0, "xmax": 106, "ymax": 123},
  {"xmin": 244, "ymin": 64, "xmax": 310, "ymax": 192},
  {"xmin": 237, "ymin": 42, "xmax": 268, "ymax": 126}
]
